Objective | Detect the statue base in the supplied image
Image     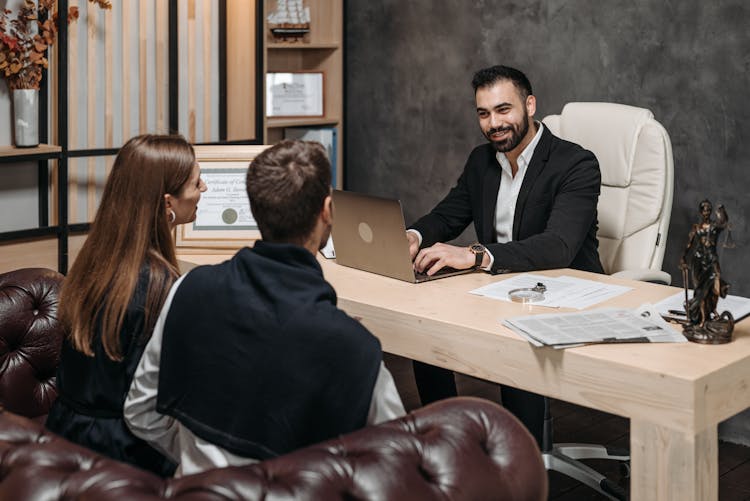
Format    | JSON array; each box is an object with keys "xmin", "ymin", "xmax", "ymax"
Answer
[{"xmin": 682, "ymin": 311, "xmax": 735, "ymax": 344}]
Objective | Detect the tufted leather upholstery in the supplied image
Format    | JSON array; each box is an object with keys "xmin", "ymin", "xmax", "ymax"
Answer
[
  {"xmin": 0, "ymin": 397, "xmax": 547, "ymax": 500},
  {"xmin": 0, "ymin": 268, "xmax": 64, "ymax": 420},
  {"xmin": 0, "ymin": 267, "xmax": 548, "ymax": 500}
]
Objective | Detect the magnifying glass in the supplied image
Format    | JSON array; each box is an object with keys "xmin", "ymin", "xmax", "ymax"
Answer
[{"xmin": 508, "ymin": 282, "xmax": 547, "ymax": 304}]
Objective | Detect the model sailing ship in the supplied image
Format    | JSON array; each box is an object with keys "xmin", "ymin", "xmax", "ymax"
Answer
[{"xmin": 267, "ymin": 0, "xmax": 310, "ymax": 41}]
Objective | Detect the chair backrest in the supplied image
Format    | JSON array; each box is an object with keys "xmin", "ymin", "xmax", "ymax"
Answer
[{"xmin": 543, "ymin": 102, "xmax": 674, "ymax": 275}]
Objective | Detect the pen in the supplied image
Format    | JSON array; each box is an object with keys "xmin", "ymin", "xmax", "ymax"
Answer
[{"xmin": 661, "ymin": 314, "xmax": 686, "ymax": 324}]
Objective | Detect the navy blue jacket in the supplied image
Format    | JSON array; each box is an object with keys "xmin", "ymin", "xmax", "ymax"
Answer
[{"xmin": 157, "ymin": 242, "xmax": 382, "ymax": 459}]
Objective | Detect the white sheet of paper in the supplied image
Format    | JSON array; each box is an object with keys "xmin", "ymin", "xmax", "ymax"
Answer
[
  {"xmin": 470, "ymin": 273, "xmax": 632, "ymax": 310},
  {"xmin": 320, "ymin": 235, "xmax": 335, "ymax": 259},
  {"xmin": 653, "ymin": 290, "xmax": 750, "ymax": 321}
]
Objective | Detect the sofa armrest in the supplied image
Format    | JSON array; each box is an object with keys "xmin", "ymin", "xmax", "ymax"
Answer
[
  {"xmin": 0, "ymin": 268, "xmax": 65, "ymax": 419},
  {"xmin": 0, "ymin": 397, "xmax": 546, "ymax": 500}
]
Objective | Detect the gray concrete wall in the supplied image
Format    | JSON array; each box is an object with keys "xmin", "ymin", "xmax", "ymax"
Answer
[{"xmin": 345, "ymin": 0, "xmax": 750, "ymax": 441}]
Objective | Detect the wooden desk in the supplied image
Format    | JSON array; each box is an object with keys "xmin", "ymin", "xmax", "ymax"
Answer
[{"xmin": 178, "ymin": 253, "xmax": 750, "ymax": 501}]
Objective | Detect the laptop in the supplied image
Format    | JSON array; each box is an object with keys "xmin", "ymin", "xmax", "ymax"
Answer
[{"xmin": 331, "ymin": 190, "xmax": 474, "ymax": 283}]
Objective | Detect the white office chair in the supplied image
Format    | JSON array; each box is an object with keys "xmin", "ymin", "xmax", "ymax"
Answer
[
  {"xmin": 541, "ymin": 102, "xmax": 675, "ymax": 500},
  {"xmin": 545, "ymin": 102, "xmax": 674, "ymax": 284}
]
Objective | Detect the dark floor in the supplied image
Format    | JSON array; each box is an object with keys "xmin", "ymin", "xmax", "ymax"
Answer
[{"xmin": 383, "ymin": 353, "xmax": 750, "ymax": 500}]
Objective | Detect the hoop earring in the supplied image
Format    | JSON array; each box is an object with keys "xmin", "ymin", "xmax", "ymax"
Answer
[{"xmin": 168, "ymin": 209, "xmax": 176, "ymax": 224}]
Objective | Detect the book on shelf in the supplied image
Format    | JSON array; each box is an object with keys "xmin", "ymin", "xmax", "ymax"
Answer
[{"xmin": 283, "ymin": 126, "xmax": 337, "ymax": 187}]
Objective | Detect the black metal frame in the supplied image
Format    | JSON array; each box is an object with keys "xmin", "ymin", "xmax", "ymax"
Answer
[
  {"xmin": 342, "ymin": 0, "xmax": 348, "ymax": 190},
  {"xmin": 57, "ymin": 0, "xmax": 70, "ymax": 272},
  {"xmin": 0, "ymin": 0, "xmax": 266, "ymax": 273}
]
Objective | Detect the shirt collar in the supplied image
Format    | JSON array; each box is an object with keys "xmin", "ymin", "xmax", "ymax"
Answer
[{"xmin": 496, "ymin": 121, "xmax": 545, "ymax": 176}]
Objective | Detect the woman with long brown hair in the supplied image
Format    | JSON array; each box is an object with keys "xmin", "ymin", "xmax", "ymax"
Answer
[{"xmin": 46, "ymin": 134, "xmax": 206, "ymax": 476}]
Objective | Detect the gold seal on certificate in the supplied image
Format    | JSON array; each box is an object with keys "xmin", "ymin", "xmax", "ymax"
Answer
[{"xmin": 222, "ymin": 208, "xmax": 239, "ymax": 225}]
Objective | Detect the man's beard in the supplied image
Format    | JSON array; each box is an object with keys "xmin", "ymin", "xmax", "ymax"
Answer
[{"xmin": 485, "ymin": 111, "xmax": 530, "ymax": 152}]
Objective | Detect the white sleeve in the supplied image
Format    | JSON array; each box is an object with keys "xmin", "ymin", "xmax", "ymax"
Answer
[
  {"xmin": 406, "ymin": 228, "xmax": 423, "ymax": 246},
  {"xmin": 481, "ymin": 248, "xmax": 495, "ymax": 271},
  {"xmin": 124, "ymin": 274, "xmax": 187, "ymax": 463},
  {"xmin": 366, "ymin": 362, "xmax": 406, "ymax": 425}
]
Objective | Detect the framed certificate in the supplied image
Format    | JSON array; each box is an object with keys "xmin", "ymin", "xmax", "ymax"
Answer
[
  {"xmin": 176, "ymin": 145, "xmax": 271, "ymax": 250},
  {"xmin": 266, "ymin": 72, "xmax": 324, "ymax": 117}
]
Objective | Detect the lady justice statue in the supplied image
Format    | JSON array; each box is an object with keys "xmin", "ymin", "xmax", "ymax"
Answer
[{"xmin": 679, "ymin": 199, "xmax": 734, "ymax": 344}]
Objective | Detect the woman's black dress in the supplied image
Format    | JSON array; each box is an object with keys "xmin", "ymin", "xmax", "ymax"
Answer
[{"xmin": 46, "ymin": 267, "xmax": 176, "ymax": 477}]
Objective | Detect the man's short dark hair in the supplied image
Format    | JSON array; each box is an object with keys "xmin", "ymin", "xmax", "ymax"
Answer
[
  {"xmin": 246, "ymin": 139, "xmax": 331, "ymax": 244},
  {"xmin": 471, "ymin": 65, "xmax": 533, "ymax": 101}
]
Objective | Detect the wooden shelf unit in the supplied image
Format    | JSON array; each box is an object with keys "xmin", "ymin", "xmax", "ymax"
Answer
[
  {"xmin": 0, "ymin": 144, "xmax": 62, "ymax": 160},
  {"xmin": 263, "ymin": 0, "xmax": 344, "ymax": 188}
]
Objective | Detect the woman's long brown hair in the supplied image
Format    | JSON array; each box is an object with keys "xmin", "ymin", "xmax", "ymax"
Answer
[{"xmin": 61, "ymin": 134, "xmax": 196, "ymax": 360}]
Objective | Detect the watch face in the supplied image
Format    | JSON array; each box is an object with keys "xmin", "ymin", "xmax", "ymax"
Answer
[{"xmin": 470, "ymin": 243, "xmax": 484, "ymax": 267}]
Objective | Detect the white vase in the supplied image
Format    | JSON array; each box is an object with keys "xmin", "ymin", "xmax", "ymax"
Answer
[{"xmin": 12, "ymin": 89, "xmax": 39, "ymax": 148}]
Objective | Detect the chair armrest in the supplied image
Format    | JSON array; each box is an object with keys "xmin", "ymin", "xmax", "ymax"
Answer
[{"xmin": 611, "ymin": 268, "xmax": 671, "ymax": 285}]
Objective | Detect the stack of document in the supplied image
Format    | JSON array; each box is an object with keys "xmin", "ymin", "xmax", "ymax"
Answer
[
  {"xmin": 470, "ymin": 273, "xmax": 632, "ymax": 309},
  {"xmin": 503, "ymin": 305, "xmax": 687, "ymax": 348}
]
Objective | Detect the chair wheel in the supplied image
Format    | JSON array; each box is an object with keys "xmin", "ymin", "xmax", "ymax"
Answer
[{"xmin": 619, "ymin": 461, "xmax": 630, "ymax": 478}]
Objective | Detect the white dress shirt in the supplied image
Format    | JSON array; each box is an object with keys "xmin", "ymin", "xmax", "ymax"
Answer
[
  {"xmin": 494, "ymin": 122, "xmax": 545, "ymax": 243},
  {"xmin": 124, "ymin": 275, "xmax": 406, "ymax": 477}
]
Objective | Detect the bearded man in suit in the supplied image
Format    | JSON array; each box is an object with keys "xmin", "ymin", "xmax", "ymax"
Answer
[{"xmin": 406, "ymin": 65, "xmax": 603, "ymax": 445}]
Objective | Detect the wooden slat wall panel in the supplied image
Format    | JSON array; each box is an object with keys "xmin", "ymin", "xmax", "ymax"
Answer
[
  {"xmin": 155, "ymin": 0, "xmax": 168, "ymax": 133},
  {"xmin": 226, "ymin": 0, "xmax": 257, "ymax": 141},
  {"xmin": 203, "ymin": 0, "xmax": 212, "ymax": 141},
  {"xmin": 105, "ymin": 5, "xmax": 114, "ymax": 147},
  {"xmin": 2, "ymin": 1, "xmax": 224, "ymax": 227},
  {"xmin": 49, "ymin": 42, "xmax": 58, "ymax": 225},
  {"xmin": 68, "ymin": 156, "xmax": 114, "ymax": 224},
  {"xmin": 188, "ymin": 0, "xmax": 196, "ymax": 141},
  {"xmin": 178, "ymin": 0, "xmax": 221, "ymax": 143},
  {"xmin": 87, "ymin": 10, "xmax": 97, "ymax": 217},
  {"xmin": 140, "ymin": 0, "xmax": 149, "ymax": 134},
  {"xmin": 64, "ymin": 0, "xmax": 192, "ymax": 223},
  {"xmin": 121, "ymin": 1, "xmax": 131, "ymax": 142},
  {"xmin": 68, "ymin": 0, "xmax": 79, "ymax": 223},
  {"xmin": 54, "ymin": 1, "xmax": 225, "ymax": 149},
  {"xmin": 2, "ymin": 0, "xmax": 229, "ymax": 268}
]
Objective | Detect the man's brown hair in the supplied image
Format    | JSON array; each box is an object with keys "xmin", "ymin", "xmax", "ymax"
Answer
[{"xmin": 246, "ymin": 139, "xmax": 331, "ymax": 244}]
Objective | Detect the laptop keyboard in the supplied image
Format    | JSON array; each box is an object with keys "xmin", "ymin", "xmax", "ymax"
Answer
[{"xmin": 414, "ymin": 266, "xmax": 462, "ymax": 280}]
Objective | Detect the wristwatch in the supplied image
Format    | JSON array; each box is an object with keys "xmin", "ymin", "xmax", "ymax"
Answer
[{"xmin": 469, "ymin": 243, "xmax": 486, "ymax": 269}]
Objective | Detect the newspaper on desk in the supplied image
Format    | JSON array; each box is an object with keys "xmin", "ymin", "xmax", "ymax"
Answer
[
  {"xmin": 503, "ymin": 304, "xmax": 687, "ymax": 348},
  {"xmin": 470, "ymin": 273, "xmax": 633, "ymax": 309}
]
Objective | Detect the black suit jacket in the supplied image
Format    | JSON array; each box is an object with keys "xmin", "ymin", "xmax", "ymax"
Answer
[{"xmin": 410, "ymin": 126, "xmax": 604, "ymax": 274}]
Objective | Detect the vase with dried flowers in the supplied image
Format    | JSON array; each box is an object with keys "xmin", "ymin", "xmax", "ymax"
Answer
[{"xmin": 0, "ymin": 0, "xmax": 111, "ymax": 147}]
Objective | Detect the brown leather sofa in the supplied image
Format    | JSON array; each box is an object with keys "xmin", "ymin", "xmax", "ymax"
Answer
[{"xmin": 0, "ymin": 267, "xmax": 548, "ymax": 500}]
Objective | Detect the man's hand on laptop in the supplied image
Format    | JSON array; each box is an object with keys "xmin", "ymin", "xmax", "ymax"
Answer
[
  {"xmin": 406, "ymin": 231, "xmax": 420, "ymax": 260},
  {"xmin": 413, "ymin": 243, "xmax": 475, "ymax": 275}
]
